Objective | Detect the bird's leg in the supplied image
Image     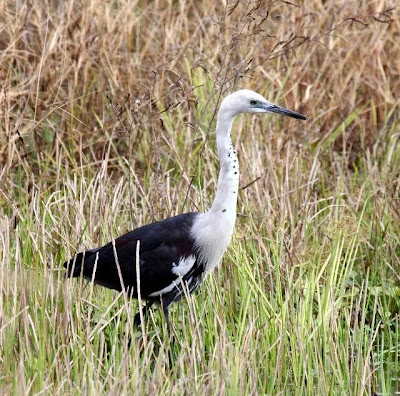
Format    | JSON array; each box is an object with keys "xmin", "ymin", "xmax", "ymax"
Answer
[
  {"xmin": 127, "ymin": 302, "xmax": 154, "ymax": 350},
  {"xmin": 163, "ymin": 305, "xmax": 171, "ymax": 333},
  {"xmin": 162, "ymin": 304, "xmax": 176, "ymax": 369},
  {"xmin": 133, "ymin": 301, "xmax": 154, "ymax": 327},
  {"xmin": 160, "ymin": 296, "xmax": 174, "ymax": 332}
]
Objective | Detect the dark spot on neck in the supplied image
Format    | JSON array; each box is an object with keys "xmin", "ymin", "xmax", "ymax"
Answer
[{"xmin": 222, "ymin": 209, "xmax": 226, "ymax": 213}]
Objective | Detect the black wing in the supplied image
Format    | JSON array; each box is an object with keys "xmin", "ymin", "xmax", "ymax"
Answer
[{"xmin": 64, "ymin": 212, "xmax": 201, "ymax": 299}]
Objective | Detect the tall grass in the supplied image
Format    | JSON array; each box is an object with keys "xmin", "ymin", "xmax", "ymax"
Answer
[{"xmin": 1, "ymin": 0, "xmax": 399, "ymax": 394}]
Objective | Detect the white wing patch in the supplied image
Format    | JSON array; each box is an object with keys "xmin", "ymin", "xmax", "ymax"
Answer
[
  {"xmin": 148, "ymin": 280, "xmax": 178, "ymax": 297},
  {"xmin": 148, "ymin": 255, "xmax": 196, "ymax": 297},
  {"xmin": 171, "ymin": 255, "xmax": 196, "ymax": 277}
]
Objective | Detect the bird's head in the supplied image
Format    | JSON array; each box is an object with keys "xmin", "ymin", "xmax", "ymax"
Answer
[{"xmin": 220, "ymin": 89, "xmax": 307, "ymax": 120}]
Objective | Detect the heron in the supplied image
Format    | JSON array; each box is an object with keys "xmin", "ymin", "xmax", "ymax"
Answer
[{"xmin": 64, "ymin": 89, "xmax": 306, "ymax": 330}]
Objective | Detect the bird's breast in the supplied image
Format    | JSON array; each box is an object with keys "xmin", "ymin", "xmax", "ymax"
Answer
[{"xmin": 190, "ymin": 212, "xmax": 236, "ymax": 273}]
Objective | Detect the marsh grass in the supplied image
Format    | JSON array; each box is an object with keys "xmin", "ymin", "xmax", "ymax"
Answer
[{"xmin": 1, "ymin": 0, "xmax": 400, "ymax": 394}]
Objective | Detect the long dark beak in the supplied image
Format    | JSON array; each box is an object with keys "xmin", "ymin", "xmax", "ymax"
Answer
[{"xmin": 265, "ymin": 104, "xmax": 307, "ymax": 120}]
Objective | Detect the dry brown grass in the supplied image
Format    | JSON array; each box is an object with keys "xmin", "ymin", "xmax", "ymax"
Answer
[{"xmin": 1, "ymin": 1, "xmax": 398, "ymax": 171}]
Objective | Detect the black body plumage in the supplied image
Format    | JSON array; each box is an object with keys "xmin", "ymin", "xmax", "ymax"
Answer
[{"xmin": 64, "ymin": 212, "xmax": 202, "ymax": 326}]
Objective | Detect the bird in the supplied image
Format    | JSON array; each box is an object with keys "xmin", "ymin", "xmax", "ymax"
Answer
[{"xmin": 64, "ymin": 89, "xmax": 307, "ymax": 330}]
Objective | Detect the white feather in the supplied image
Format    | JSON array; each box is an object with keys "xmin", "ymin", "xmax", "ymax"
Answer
[
  {"xmin": 148, "ymin": 281, "xmax": 178, "ymax": 297},
  {"xmin": 148, "ymin": 255, "xmax": 196, "ymax": 297},
  {"xmin": 171, "ymin": 255, "xmax": 196, "ymax": 277}
]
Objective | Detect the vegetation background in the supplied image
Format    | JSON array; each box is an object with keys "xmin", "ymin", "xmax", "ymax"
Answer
[{"xmin": 1, "ymin": 0, "xmax": 399, "ymax": 394}]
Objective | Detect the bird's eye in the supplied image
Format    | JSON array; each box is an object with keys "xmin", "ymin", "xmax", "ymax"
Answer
[{"xmin": 250, "ymin": 100, "xmax": 258, "ymax": 105}]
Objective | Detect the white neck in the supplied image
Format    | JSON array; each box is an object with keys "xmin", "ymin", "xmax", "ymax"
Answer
[
  {"xmin": 209, "ymin": 112, "xmax": 239, "ymax": 219},
  {"xmin": 190, "ymin": 108, "xmax": 239, "ymax": 274}
]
